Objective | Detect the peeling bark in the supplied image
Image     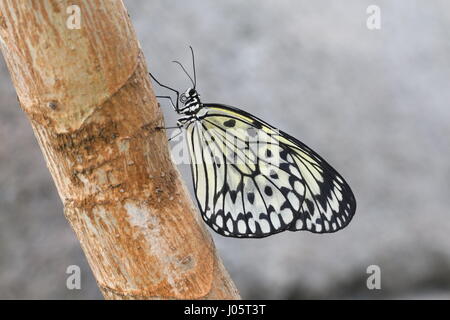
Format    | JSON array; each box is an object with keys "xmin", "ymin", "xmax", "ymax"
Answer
[{"xmin": 0, "ymin": 0, "xmax": 240, "ymax": 299}]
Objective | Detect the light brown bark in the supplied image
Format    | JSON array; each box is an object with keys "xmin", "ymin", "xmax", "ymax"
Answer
[{"xmin": 0, "ymin": 0, "xmax": 240, "ymax": 299}]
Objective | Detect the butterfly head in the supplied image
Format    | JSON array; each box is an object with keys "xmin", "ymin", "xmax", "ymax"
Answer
[{"xmin": 179, "ymin": 87, "xmax": 201, "ymax": 112}]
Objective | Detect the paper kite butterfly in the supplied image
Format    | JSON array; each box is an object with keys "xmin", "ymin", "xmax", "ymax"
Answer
[{"xmin": 150, "ymin": 47, "xmax": 356, "ymax": 238}]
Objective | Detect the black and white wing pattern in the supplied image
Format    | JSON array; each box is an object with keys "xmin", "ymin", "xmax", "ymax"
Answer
[{"xmin": 185, "ymin": 104, "xmax": 356, "ymax": 238}]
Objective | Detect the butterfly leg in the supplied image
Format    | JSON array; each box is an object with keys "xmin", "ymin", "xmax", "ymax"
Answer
[
  {"xmin": 155, "ymin": 125, "xmax": 181, "ymax": 130},
  {"xmin": 167, "ymin": 118, "xmax": 191, "ymax": 142},
  {"xmin": 158, "ymin": 117, "xmax": 191, "ymax": 142},
  {"xmin": 154, "ymin": 95, "xmax": 180, "ymax": 134},
  {"xmin": 149, "ymin": 72, "xmax": 180, "ymax": 111},
  {"xmin": 168, "ymin": 126, "xmax": 184, "ymax": 142},
  {"xmin": 155, "ymin": 116, "xmax": 189, "ymax": 131},
  {"xmin": 155, "ymin": 124, "xmax": 183, "ymax": 142},
  {"xmin": 156, "ymin": 95, "xmax": 177, "ymax": 111}
]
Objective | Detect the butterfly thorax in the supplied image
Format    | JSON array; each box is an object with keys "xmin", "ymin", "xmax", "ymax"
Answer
[{"xmin": 179, "ymin": 87, "xmax": 203, "ymax": 115}]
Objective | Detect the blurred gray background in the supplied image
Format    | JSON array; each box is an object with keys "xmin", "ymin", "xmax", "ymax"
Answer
[{"xmin": 1, "ymin": 0, "xmax": 450, "ymax": 299}]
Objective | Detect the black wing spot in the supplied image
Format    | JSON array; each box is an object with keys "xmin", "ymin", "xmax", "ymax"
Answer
[
  {"xmin": 264, "ymin": 186, "xmax": 273, "ymax": 196},
  {"xmin": 247, "ymin": 192, "xmax": 255, "ymax": 204},
  {"xmin": 280, "ymin": 187, "xmax": 291, "ymax": 197},
  {"xmin": 265, "ymin": 149, "xmax": 273, "ymax": 158},
  {"xmin": 230, "ymin": 190, "xmax": 238, "ymax": 203},
  {"xmin": 224, "ymin": 119, "xmax": 236, "ymax": 128},
  {"xmin": 252, "ymin": 121, "xmax": 262, "ymax": 129},
  {"xmin": 306, "ymin": 199, "xmax": 315, "ymax": 213},
  {"xmin": 280, "ymin": 163, "xmax": 290, "ymax": 172},
  {"xmin": 269, "ymin": 169, "xmax": 279, "ymax": 179},
  {"xmin": 280, "ymin": 150, "xmax": 289, "ymax": 161}
]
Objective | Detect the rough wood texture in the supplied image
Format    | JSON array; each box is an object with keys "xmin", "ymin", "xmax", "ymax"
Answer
[{"xmin": 0, "ymin": 0, "xmax": 240, "ymax": 299}]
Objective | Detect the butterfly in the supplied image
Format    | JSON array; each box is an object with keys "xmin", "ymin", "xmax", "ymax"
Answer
[{"xmin": 150, "ymin": 47, "xmax": 356, "ymax": 238}]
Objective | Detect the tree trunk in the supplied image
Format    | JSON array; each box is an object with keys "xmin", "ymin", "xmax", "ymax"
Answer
[{"xmin": 0, "ymin": 0, "xmax": 240, "ymax": 300}]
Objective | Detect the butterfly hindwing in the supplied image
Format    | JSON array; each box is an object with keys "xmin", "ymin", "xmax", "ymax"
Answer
[
  {"xmin": 279, "ymin": 134, "xmax": 356, "ymax": 233},
  {"xmin": 185, "ymin": 104, "xmax": 356, "ymax": 238}
]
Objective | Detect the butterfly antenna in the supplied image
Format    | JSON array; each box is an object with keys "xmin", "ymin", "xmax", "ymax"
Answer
[
  {"xmin": 172, "ymin": 60, "xmax": 195, "ymax": 89},
  {"xmin": 190, "ymin": 46, "xmax": 197, "ymax": 89}
]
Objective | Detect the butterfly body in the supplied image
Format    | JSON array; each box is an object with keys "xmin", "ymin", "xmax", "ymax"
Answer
[{"xmin": 150, "ymin": 49, "xmax": 356, "ymax": 239}]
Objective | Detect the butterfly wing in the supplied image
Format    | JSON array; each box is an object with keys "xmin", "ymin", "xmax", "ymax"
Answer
[
  {"xmin": 278, "ymin": 127, "xmax": 357, "ymax": 233},
  {"xmin": 185, "ymin": 103, "xmax": 356, "ymax": 238}
]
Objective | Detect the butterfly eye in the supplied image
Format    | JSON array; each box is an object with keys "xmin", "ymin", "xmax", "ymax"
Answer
[{"xmin": 189, "ymin": 89, "xmax": 196, "ymax": 95}]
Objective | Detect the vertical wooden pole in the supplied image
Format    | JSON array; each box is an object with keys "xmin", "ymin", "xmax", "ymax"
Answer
[{"xmin": 0, "ymin": 0, "xmax": 240, "ymax": 300}]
